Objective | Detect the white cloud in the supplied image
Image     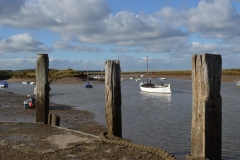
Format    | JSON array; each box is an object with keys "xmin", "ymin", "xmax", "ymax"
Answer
[
  {"xmin": 0, "ymin": 33, "xmax": 52, "ymax": 53},
  {"xmin": 0, "ymin": 0, "xmax": 111, "ymax": 28},
  {"xmin": 0, "ymin": 54, "xmax": 37, "ymax": 70},
  {"xmin": 49, "ymin": 58, "xmax": 105, "ymax": 70},
  {"xmin": 53, "ymin": 41, "xmax": 104, "ymax": 52},
  {"xmin": 157, "ymin": 0, "xmax": 240, "ymax": 40},
  {"xmin": 0, "ymin": 0, "xmax": 187, "ymax": 47},
  {"xmin": 0, "ymin": 0, "xmax": 240, "ymax": 70},
  {"xmin": 110, "ymin": 48, "xmax": 134, "ymax": 53}
]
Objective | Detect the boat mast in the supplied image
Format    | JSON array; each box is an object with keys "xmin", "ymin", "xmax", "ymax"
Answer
[
  {"xmin": 87, "ymin": 65, "xmax": 89, "ymax": 81},
  {"xmin": 146, "ymin": 56, "xmax": 148, "ymax": 83}
]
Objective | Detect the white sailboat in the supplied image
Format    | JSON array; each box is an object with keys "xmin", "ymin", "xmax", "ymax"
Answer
[{"xmin": 139, "ymin": 56, "xmax": 171, "ymax": 94}]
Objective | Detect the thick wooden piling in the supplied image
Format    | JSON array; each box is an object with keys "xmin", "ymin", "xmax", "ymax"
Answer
[
  {"xmin": 36, "ymin": 54, "xmax": 49, "ymax": 124},
  {"xmin": 105, "ymin": 60, "xmax": 122, "ymax": 138},
  {"xmin": 189, "ymin": 53, "xmax": 222, "ymax": 160}
]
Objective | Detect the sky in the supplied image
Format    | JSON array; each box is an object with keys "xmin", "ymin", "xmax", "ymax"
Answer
[{"xmin": 1, "ymin": 0, "xmax": 240, "ymax": 71}]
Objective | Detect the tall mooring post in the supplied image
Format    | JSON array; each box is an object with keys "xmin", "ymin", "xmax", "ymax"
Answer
[
  {"xmin": 187, "ymin": 53, "xmax": 222, "ymax": 160},
  {"xmin": 105, "ymin": 60, "xmax": 122, "ymax": 138},
  {"xmin": 36, "ymin": 54, "xmax": 49, "ymax": 124}
]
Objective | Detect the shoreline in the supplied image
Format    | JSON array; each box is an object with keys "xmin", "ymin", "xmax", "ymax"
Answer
[{"xmin": 5, "ymin": 74, "xmax": 240, "ymax": 84}]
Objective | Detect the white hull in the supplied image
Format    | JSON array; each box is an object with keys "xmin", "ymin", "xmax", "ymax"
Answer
[
  {"xmin": 140, "ymin": 83, "xmax": 171, "ymax": 94},
  {"xmin": 160, "ymin": 77, "xmax": 167, "ymax": 80},
  {"xmin": 236, "ymin": 82, "xmax": 240, "ymax": 86},
  {"xmin": 0, "ymin": 85, "xmax": 7, "ymax": 88},
  {"xmin": 30, "ymin": 82, "xmax": 36, "ymax": 85}
]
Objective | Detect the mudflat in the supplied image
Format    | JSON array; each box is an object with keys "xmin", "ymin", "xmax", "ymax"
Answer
[{"xmin": 0, "ymin": 88, "xmax": 166, "ymax": 160}]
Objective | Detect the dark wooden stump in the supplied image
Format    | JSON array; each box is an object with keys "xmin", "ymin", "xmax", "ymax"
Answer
[
  {"xmin": 105, "ymin": 60, "xmax": 122, "ymax": 138},
  {"xmin": 36, "ymin": 54, "xmax": 49, "ymax": 124}
]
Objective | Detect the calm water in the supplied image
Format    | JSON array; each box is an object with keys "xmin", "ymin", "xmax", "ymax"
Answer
[{"xmin": 3, "ymin": 78, "xmax": 240, "ymax": 160}]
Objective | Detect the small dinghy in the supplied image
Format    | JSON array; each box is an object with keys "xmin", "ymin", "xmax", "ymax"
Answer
[{"xmin": 24, "ymin": 96, "xmax": 36, "ymax": 109}]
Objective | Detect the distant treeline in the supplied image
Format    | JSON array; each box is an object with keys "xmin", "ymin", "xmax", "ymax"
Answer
[
  {"xmin": 1, "ymin": 68, "xmax": 240, "ymax": 80},
  {"xmin": 0, "ymin": 70, "xmax": 13, "ymax": 80}
]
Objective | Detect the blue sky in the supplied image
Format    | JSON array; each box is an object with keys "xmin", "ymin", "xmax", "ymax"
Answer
[{"xmin": 1, "ymin": 0, "xmax": 240, "ymax": 71}]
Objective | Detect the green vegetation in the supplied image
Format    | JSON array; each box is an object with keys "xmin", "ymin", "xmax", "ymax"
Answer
[
  {"xmin": 0, "ymin": 70, "xmax": 13, "ymax": 79},
  {"xmin": 48, "ymin": 69, "xmax": 85, "ymax": 81},
  {"xmin": 222, "ymin": 68, "xmax": 240, "ymax": 75},
  {"xmin": 0, "ymin": 69, "xmax": 86, "ymax": 81},
  {"xmin": 12, "ymin": 69, "xmax": 36, "ymax": 79}
]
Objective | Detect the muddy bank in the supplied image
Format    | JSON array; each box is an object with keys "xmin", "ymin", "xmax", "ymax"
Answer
[
  {"xmin": 0, "ymin": 89, "xmax": 167, "ymax": 160},
  {"xmin": 0, "ymin": 89, "xmax": 105, "ymax": 135}
]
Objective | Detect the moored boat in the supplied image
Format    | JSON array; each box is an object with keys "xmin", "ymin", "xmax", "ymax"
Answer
[
  {"xmin": 139, "ymin": 56, "xmax": 171, "ymax": 94},
  {"xmin": 93, "ymin": 75, "xmax": 101, "ymax": 79},
  {"xmin": 22, "ymin": 82, "xmax": 30, "ymax": 84},
  {"xmin": 30, "ymin": 81, "xmax": 36, "ymax": 85},
  {"xmin": 85, "ymin": 65, "xmax": 93, "ymax": 88},
  {"xmin": 236, "ymin": 81, "xmax": 240, "ymax": 86},
  {"xmin": 160, "ymin": 77, "xmax": 167, "ymax": 80},
  {"xmin": 0, "ymin": 81, "xmax": 8, "ymax": 88},
  {"xmin": 85, "ymin": 81, "xmax": 93, "ymax": 88},
  {"xmin": 139, "ymin": 82, "xmax": 171, "ymax": 93}
]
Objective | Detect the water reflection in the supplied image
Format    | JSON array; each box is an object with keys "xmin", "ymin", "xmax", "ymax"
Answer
[{"xmin": 139, "ymin": 92, "xmax": 171, "ymax": 103}]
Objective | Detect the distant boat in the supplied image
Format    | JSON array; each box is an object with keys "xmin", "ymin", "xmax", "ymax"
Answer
[
  {"xmin": 85, "ymin": 81, "xmax": 93, "ymax": 88},
  {"xmin": 85, "ymin": 65, "xmax": 93, "ymax": 88},
  {"xmin": 160, "ymin": 77, "xmax": 167, "ymax": 80},
  {"xmin": 0, "ymin": 81, "xmax": 8, "ymax": 88},
  {"xmin": 236, "ymin": 81, "xmax": 240, "ymax": 86},
  {"xmin": 93, "ymin": 75, "xmax": 101, "ymax": 79},
  {"xmin": 22, "ymin": 82, "xmax": 30, "ymax": 84},
  {"xmin": 139, "ymin": 56, "xmax": 171, "ymax": 94},
  {"xmin": 30, "ymin": 82, "xmax": 36, "ymax": 85}
]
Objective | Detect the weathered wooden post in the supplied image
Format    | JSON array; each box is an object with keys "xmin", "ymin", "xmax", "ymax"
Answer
[
  {"xmin": 48, "ymin": 113, "xmax": 60, "ymax": 126},
  {"xmin": 36, "ymin": 54, "xmax": 49, "ymax": 124},
  {"xmin": 187, "ymin": 53, "xmax": 222, "ymax": 160},
  {"xmin": 105, "ymin": 60, "xmax": 122, "ymax": 138}
]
